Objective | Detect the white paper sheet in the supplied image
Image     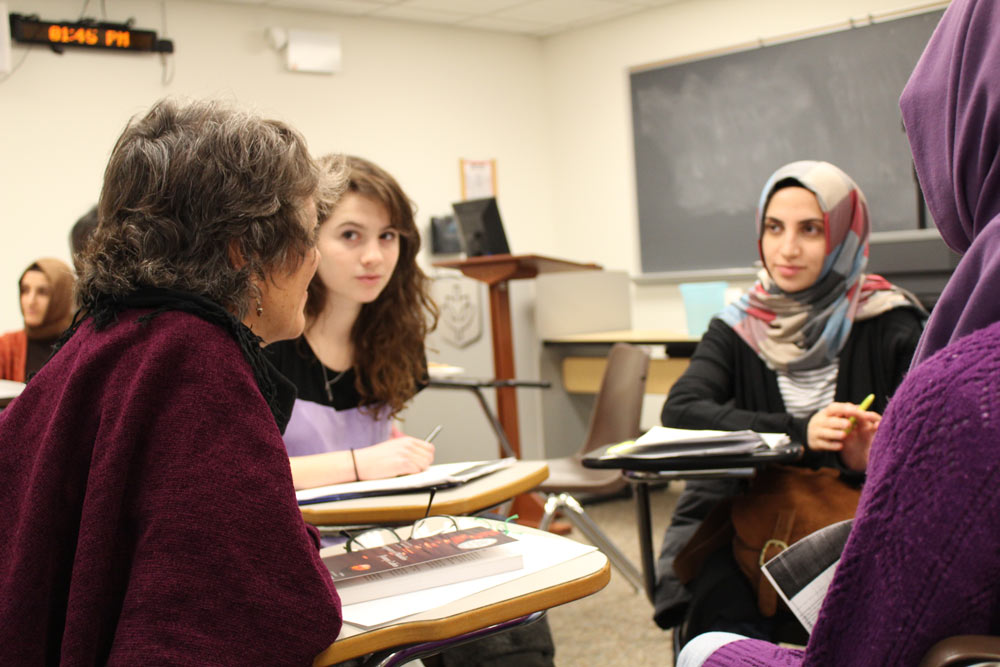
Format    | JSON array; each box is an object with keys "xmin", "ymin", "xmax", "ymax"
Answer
[{"xmin": 297, "ymin": 458, "xmax": 515, "ymax": 504}]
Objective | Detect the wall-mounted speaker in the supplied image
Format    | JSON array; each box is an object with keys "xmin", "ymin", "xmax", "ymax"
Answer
[{"xmin": 286, "ymin": 29, "xmax": 340, "ymax": 75}]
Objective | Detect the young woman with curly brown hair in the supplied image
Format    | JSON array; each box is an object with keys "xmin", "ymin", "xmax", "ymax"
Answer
[{"xmin": 267, "ymin": 155, "xmax": 441, "ymax": 490}]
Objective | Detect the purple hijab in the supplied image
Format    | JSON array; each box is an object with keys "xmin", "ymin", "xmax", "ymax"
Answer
[{"xmin": 902, "ymin": 0, "xmax": 1000, "ymax": 366}]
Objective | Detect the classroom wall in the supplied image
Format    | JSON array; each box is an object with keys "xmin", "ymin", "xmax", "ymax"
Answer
[
  {"xmin": 540, "ymin": 0, "xmax": 941, "ymax": 332},
  {"xmin": 0, "ymin": 0, "xmax": 940, "ymax": 455},
  {"xmin": 0, "ymin": 0, "xmax": 553, "ymax": 461}
]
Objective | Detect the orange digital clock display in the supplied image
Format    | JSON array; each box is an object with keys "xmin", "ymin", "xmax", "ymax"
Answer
[
  {"xmin": 45, "ymin": 25, "xmax": 138, "ymax": 49},
  {"xmin": 9, "ymin": 14, "xmax": 171, "ymax": 53}
]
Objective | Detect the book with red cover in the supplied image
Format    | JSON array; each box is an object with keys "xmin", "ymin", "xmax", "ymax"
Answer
[{"xmin": 323, "ymin": 526, "xmax": 522, "ymax": 605}]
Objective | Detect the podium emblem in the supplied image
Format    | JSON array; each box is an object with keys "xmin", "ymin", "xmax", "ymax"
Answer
[{"xmin": 433, "ymin": 276, "xmax": 482, "ymax": 349}]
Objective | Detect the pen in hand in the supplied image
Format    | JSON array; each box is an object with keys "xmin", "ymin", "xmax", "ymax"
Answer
[
  {"xmin": 844, "ymin": 393, "xmax": 875, "ymax": 436},
  {"xmin": 424, "ymin": 425, "xmax": 443, "ymax": 443}
]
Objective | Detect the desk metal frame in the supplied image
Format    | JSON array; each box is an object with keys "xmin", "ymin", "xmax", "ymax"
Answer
[
  {"xmin": 627, "ymin": 468, "xmax": 756, "ymax": 601},
  {"xmin": 361, "ymin": 611, "xmax": 545, "ymax": 667},
  {"xmin": 428, "ymin": 377, "xmax": 550, "ymax": 458},
  {"xmin": 583, "ymin": 444, "xmax": 804, "ymax": 602}
]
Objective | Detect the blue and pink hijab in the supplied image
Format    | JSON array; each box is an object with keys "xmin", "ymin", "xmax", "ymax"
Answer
[{"xmin": 718, "ymin": 160, "xmax": 923, "ymax": 373}]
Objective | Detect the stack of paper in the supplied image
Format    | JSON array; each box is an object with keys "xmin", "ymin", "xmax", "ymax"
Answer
[
  {"xmin": 603, "ymin": 426, "xmax": 791, "ymax": 460},
  {"xmin": 761, "ymin": 519, "xmax": 852, "ymax": 634},
  {"xmin": 296, "ymin": 458, "xmax": 516, "ymax": 505}
]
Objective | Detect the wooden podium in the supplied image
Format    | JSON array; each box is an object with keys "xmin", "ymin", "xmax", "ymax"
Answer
[
  {"xmin": 433, "ymin": 255, "xmax": 601, "ymax": 525},
  {"xmin": 433, "ymin": 254, "xmax": 601, "ymax": 458}
]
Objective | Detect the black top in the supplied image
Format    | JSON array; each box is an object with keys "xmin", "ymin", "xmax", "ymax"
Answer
[
  {"xmin": 25, "ymin": 338, "xmax": 55, "ymax": 380},
  {"xmin": 264, "ymin": 338, "xmax": 363, "ymax": 411},
  {"xmin": 661, "ymin": 307, "xmax": 924, "ymax": 473},
  {"xmin": 265, "ymin": 337, "xmax": 429, "ymax": 412}
]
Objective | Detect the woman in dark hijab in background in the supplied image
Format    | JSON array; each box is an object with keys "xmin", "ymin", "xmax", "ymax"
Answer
[
  {"xmin": 677, "ymin": 0, "xmax": 1000, "ymax": 664},
  {"xmin": 0, "ymin": 98, "xmax": 344, "ymax": 664},
  {"xmin": 0, "ymin": 258, "xmax": 74, "ymax": 381}
]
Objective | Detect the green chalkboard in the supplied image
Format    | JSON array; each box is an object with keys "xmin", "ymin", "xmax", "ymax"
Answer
[{"xmin": 631, "ymin": 9, "xmax": 944, "ymax": 274}]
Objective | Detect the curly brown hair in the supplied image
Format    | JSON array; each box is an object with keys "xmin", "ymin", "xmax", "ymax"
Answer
[
  {"xmin": 78, "ymin": 98, "xmax": 342, "ymax": 319},
  {"xmin": 308, "ymin": 155, "xmax": 439, "ymax": 416}
]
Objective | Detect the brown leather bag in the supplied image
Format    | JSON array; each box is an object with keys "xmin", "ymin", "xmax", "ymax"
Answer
[
  {"xmin": 674, "ymin": 464, "xmax": 860, "ymax": 617},
  {"xmin": 731, "ymin": 465, "xmax": 861, "ymax": 616}
]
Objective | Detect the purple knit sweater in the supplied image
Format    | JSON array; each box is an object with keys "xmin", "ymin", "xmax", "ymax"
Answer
[{"xmin": 704, "ymin": 320, "xmax": 1000, "ymax": 666}]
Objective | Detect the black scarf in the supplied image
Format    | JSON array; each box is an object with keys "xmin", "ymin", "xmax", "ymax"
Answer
[{"xmin": 54, "ymin": 287, "xmax": 296, "ymax": 432}]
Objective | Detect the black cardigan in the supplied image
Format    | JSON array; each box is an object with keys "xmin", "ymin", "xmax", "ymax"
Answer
[
  {"xmin": 661, "ymin": 307, "xmax": 923, "ymax": 472},
  {"xmin": 652, "ymin": 306, "xmax": 923, "ymax": 629}
]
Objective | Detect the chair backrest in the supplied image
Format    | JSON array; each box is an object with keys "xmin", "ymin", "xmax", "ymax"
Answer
[{"xmin": 578, "ymin": 342, "xmax": 651, "ymax": 457}]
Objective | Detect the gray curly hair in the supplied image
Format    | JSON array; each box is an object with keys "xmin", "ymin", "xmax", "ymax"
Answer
[{"xmin": 78, "ymin": 98, "xmax": 345, "ymax": 319}]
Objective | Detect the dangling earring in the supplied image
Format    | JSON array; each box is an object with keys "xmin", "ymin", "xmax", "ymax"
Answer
[{"xmin": 255, "ymin": 296, "xmax": 263, "ymax": 317}]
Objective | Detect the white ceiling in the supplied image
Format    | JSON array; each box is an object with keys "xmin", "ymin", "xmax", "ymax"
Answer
[{"xmin": 205, "ymin": 0, "xmax": 684, "ymax": 36}]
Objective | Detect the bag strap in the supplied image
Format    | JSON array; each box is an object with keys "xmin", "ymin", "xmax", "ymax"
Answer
[
  {"xmin": 757, "ymin": 508, "xmax": 795, "ymax": 616},
  {"xmin": 673, "ymin": 499, "xmax": 734, "ymax": 585}
]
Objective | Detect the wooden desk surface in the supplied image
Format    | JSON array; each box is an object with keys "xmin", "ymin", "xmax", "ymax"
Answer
[
  {"xmin": 562, "ymin": 356, "xmax": 690, "ymax": 395},
  {"xmin": 434, "ymin": 254, "xmax": 601, "ymax": 284},
  {"xmin": 313, "ymin": 526, "xmax": 610, "ymax": 665},
  {"xmin": 543, "ymin": 329, "xmax": 695, "ymax": 345},
  {"xmin": 299, "ymin": 460, "xmax": 549, "ymax": 526}
]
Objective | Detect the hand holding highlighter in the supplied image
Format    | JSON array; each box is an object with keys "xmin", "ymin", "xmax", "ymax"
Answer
[{"xmin": 844, "ymin": 393, "xmax": 875, "ymax": 436}]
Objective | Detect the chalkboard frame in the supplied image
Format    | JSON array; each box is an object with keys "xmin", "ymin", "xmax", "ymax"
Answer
[{"xmin": 630, "ymin": 6, "xmax": 945, "ymax": 277}]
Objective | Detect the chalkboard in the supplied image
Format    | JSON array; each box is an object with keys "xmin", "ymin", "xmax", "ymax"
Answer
[{"xmin": 632, "ymin": 9, "xmax": 944, "ymax": 274}]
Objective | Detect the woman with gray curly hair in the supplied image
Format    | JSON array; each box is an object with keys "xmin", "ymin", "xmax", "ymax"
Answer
[{"xmin": 0, "ymin": 98, "xmax": 345, "ymax": 663}]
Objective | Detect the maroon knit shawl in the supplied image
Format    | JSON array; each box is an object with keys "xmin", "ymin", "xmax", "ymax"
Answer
[{"xmin": 0, "ymin": 310, "xmax": 341, "ymax": 664}]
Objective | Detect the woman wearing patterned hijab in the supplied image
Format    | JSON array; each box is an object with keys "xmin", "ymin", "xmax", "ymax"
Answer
[
  {"xmin": 0, "ymin": 258, "xmax": 75, "ymax": 382},
  {"xmin": 652, "ymin": 161, "xmax": 925, "ymax": 647},
  {"xmin": 676, "ymin": 1, "xmax": 1000, "ymax": 664}
]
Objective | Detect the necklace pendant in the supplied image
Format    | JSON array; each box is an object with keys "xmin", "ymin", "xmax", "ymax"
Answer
[{"xmin": 321, "ymin": 364, "xmax": 347, "ymax": 403}]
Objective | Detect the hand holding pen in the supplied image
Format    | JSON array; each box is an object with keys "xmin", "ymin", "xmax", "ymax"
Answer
[
  {"xmin": 806, "ymin": 393, "xmax": 880, "ymax": 472},
  {"xmin": 356, "ymin": 426, "xmax": 440, "ymax": 480},
  {"xmin": 807, "ymin": 394, "xmax": 879, "ymax": 450},
  {"xmin": 844, "ymin": 393, "xmax": 875, "ymax": 436}
]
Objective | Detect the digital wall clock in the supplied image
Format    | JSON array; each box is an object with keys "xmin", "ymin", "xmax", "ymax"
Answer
[{"xmin": 9, "ymin": 13, "xmax": 174, "ymax": 53}]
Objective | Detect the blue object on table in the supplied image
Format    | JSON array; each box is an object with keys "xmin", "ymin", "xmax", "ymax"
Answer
[{"xmin": 679, "ymin": 281, "xmax": 728, "ymax": 337}]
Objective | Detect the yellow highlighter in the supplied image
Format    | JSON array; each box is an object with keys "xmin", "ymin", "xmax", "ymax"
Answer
[
  {"xmin": 606, "ymin": 440, "xmax": 635, "ymax": 455},
  {"xmin": 845, "ymin": 393, "xmax": 875, "ymax": 436}
]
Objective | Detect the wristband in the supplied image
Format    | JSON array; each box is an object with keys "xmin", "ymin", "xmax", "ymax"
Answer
[{"xmin": 349, "ymin": 448, "xmax": 360, "ymax": 481}]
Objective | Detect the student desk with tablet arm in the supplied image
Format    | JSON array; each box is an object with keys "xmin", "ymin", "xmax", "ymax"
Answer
[
  {"xmin": 300, "ymin": 461, "xmax": 576, "ymax": 665},
  {"xmin": 315, "ymin": 527, "xmax": 610, "ymax": 666},
  {"xmin": 298, "ymin": 460, "xmax": 549, "ymax": 526},
  {"xmin": 310, "ymin": 513, "xmax": 610, "ymax": 666},
  {"xmin": 582, "ymin": 440, "xmax": 804, "ymax": 601}
]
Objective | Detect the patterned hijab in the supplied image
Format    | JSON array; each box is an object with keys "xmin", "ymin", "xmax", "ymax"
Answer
[
  {"xmin": 901, "ymin": 0, "xmax": 1000, "ymax": 367},
  {"xmin": 21, "ymin": 258, "xmax": 75, "ymax": 341},
  {"xmin": 718, "ymin": 161, "xmax": 923, "ymax": 373}
]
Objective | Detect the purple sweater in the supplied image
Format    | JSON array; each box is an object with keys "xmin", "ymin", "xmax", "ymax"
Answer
[
  {"xmin": 0, "ymin": 310, "xmax": 342, "ymax": 664},
  {"xmin": 705, "ymin": 320, "xmax": 1000, "ymax": 666}
]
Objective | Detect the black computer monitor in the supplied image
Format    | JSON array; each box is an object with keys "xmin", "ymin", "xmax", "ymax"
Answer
[{"xmin": 451, "ymin": 197, "xmax": 510, "ymax": 257}]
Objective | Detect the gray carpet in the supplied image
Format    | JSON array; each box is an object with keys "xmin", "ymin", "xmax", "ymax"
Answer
[{"xmin": 546, "ymin": 482, "xmax": 680, "ymax": 666}]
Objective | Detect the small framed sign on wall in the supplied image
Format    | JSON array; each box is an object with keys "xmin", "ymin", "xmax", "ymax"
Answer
[{"xmin": 460, "ymin": 158, "xmax": 496, "ymax": 200}]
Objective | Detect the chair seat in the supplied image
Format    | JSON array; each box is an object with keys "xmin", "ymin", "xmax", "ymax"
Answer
[{"xmin": 536, "ymin": 456, "xmax": 627, "ymax": 496}]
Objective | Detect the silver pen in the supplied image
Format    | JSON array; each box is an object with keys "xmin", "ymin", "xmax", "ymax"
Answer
[{"xmin": 424, "ymin": 424, "xmax": 443, "ymax": 443}]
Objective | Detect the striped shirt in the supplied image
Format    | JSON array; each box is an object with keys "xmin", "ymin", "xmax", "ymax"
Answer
[{"xmin": 776, "ymin": 362, "xmax": 839, "ymax": 419}]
